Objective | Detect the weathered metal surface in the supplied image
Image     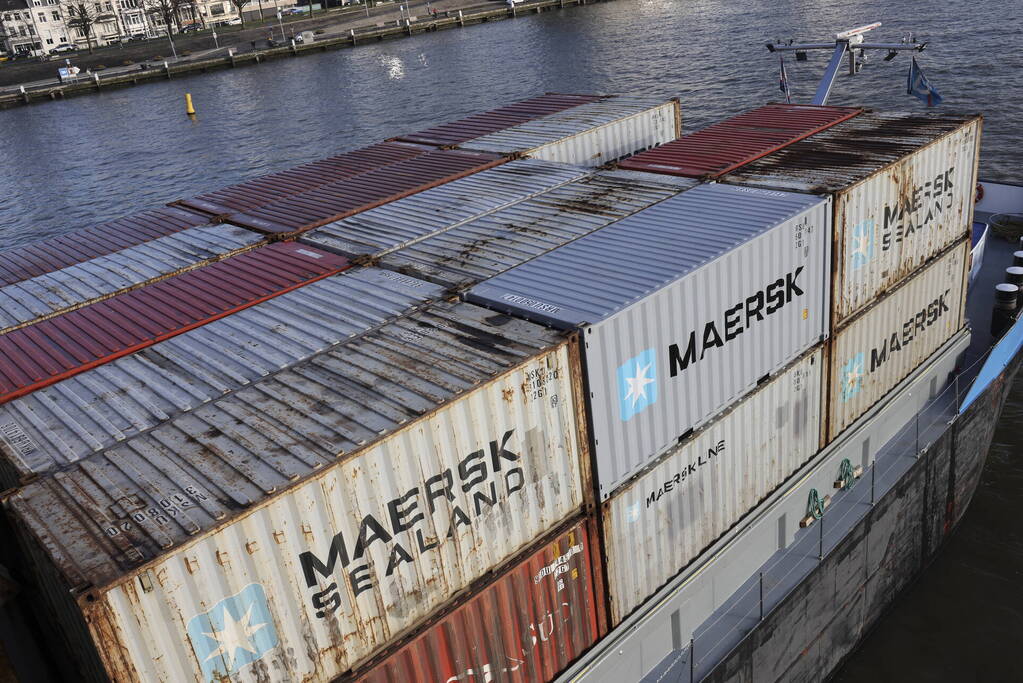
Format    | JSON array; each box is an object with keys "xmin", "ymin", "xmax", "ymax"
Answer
[
  {"xmin": 223, "ymin": 149, "xmax": 506, "ymax": 235},
  {"xmin": 5, "ymin": 303, "xmax": 587, "ymax": 683},
  {"xmin": 603, "ymin": 348, "xmax": 823, "ymax": 624},
  {"xmin": 354, "ymin": 519, "xmax": 602, "ymax": 683},
  {"xmin": 176, "ymin": 141, "xmax": 432, "ymax": 216},
  {"xmin": 298, "ymin": 160, "xmax": 591, "ymax": 258},
  {"xmin": 826, "ymin": 240, "xmax": 968, "ymax": 442},
  {"xmin": 0, "ymin": 268, "xmax": 444, "ymax": 487},
  {"xmin": 0, "ymin": 225, "xmax": 263, "ymax": 335},
  {"xmin": 396, "ymin": 93, "xmax": 605, "ymax": 147},
  {"xmin": 723, "ymin": 113, "xmax": 982, "ymax": 325},
  {"xmin": 0, "ymin": 243, "xmax": 349, "ymax": 405},
  {"xmin": 469, "ymin": 183, "xmax": 831, "ymax": 498},
  {"xmin": 617, "ymin": 104, "xmax": 862, "ymax": 178},
  {"xmin": 460, "ymin": 97, "xmax": 680, "ymax": 167},
  {"xmin": 0, "ymin": 206, "xmax": 212, "ymax": 287},
  {"xmin": 378, "ymin": 170, "xmax": 697, "ymax": 290}
]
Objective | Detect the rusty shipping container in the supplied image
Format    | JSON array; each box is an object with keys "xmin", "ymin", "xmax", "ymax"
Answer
[
  {"xmin": 3, "ymin": 300, "xmax": 590, "ymax": 683},
  {"xmin": 0, "ymin": 225, "xmax": 263, "ymax": 335},
  {"xmin": 396, "ymin": 93, "xmax": 605, "ymax": 147},
  {"xmin": 826, "ymin": 239, "xmax": 969, "ymax": 441},
  {"xmin": 459, "ymin": 96, "xmax": 680, "ymax": 167},
  {"xmin": 0, "ymin": 206, "xmax": 213, "ymax": 287},
  {"xmin": 0, "ymin": 268, "xmax": 445, "ymax": 487},
  {"xmin": 0, "ymin": 242, "xmax": 349, "ymax": 405},
  {"xmin": 222, "ymin": 149, "xmax": 505, "ymax": 236},
  {"xmin": 617, "ymin": 103, "xmax": 861, "ymax": 178},
  {"xmin": 603, "ymin": 348, "xmax": 823, "ymax": 624},
  {"xmin": 352, "ymin": 519, "xmax": 603, "ymax": 683},
  {"xmin": 722, "ymin": 112, "xmax": 982, "ymax": 326},
  {"xmin": 469, "ymin": 183, "xmax": 831, "ymax": 498}
]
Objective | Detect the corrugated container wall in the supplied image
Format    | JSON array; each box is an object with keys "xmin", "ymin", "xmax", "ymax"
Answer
[
  {"xmin": 460, "ymin": 97, "xmax": 680, "ymax": 167},
  {"xmin": 826, "ymin": 239, "xmax": 969, "ymax": 441},
  {"xmin": 4, "ymin": 301, "xmax": 589, "ymax": 683},
  {"xmin": 0, "ymin": 268, "xmax": 445, "ymax": 487},
  {"xmin": 723, "ymin": 113, "xmax": 982, "ymax": 325},
  {"xmin": 468, "ymin": 183, "xmax": 831, "ymax": 498},
  {"xmin": 603, "ymin": 348, "xmax": 823, "ymax": 624},
  {"xmin": 353, "ymin": 519, "xmax": 602, "ymax": 683},
  {"xmin": 0, "ymin": 225, "xmax": 263, "ymax": 334}
]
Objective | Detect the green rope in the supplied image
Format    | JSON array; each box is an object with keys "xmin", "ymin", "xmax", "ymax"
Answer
[
  {"xmin": 807, "ymin": 488, "xmax": 825, "ymax": 520},
  {"xmin": 837, "ymin": 458, "xmax": 856, "ymax": 491}
]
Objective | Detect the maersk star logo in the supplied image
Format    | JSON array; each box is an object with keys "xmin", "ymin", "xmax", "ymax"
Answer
[
  {"xmin": 618, "ymin": 349, "xmax": 657, "ymax": 421},
  {"xmin": 849, "ymin": 219, "xmax": 875, "ymax": 271},
  {"xmin": 187, "ymin": 583, "xmax": 278, "ymax": 682},
  {"xmin": 840, "ymin": 352, "xmax": 866, "ymax": 402}
]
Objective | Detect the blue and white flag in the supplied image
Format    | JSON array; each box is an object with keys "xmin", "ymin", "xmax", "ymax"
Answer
[
  {"xmin": 779, "ymin": 55, "xmax": 792, "ymax": 104},
  {"xmin": 907, "ymin": 57, "xmax": 942, "ymax": 107}
]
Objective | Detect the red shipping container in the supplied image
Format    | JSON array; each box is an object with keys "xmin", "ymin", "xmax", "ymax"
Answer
[
  {"xmin": 0, "ymin": 242, "xmax": 348, "ymax": 404},
  {"xmin": 618, "ymin": 103, "xmax": 861, "ymax": 178},
  {"xmin": 353, "ymin": 519, "xmax": 604, "ymax": 683},
  {"xmin": 0, "ymin": 207, "xmax": 210, "ymax": 287},
  {"xmin": 396, "ymin": 93, "xmax": 605, "ymax": 147},
  {"xmin": 176, "ymin": 141, "xmax": 432, "ymax": 216},
  {"xmin": 224, "ymin": 149, "xmax": 505, "ymax": 236}
]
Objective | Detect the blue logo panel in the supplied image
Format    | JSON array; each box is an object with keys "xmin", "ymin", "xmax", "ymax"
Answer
[
  {"xmin": 848, "ymin": 219, "xmax": 875, "ymax": 271},
  {"xmin": 840, "ymin": 352, "xmax": 866, "ymax": 402},
  {"xmin": 617, "ymin": 348, "xmax": 658, "ymax": 421},
  {"xmin": 187, "ymin": 583, "xmax": 279, "ymax": 682}
]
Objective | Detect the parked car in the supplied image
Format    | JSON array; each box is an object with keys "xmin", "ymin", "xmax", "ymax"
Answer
[
  {"xmin": 281, "ymin": 7, "xmax": 306, "ymax": 14},
  {"xmin": 128, "ymin": 32, "xmax": 148, "ymax": 41},
  {"xmin": 8, "ymin": 52, "xmax": 33, "ymax": 61},
  {"xmin": 224, "ymin": 17, "xmax": 242, "ymax": 25},
  {"xmin": 50, "ymin": 43, "xmax": 77, "ymax": 54},
  {"xmin": 180, "ymin": 23, "xmax": 202, "ymax": 33}
]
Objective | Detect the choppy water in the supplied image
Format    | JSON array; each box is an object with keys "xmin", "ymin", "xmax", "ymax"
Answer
[{"xmin": 0, "ymin": 0, "xmax": 1020, "ymax": 678}]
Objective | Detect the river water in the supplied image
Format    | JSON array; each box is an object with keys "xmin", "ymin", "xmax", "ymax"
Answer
[{"xmin": 0, "ymin": 0, "xmax": 1019, "ymax": 679}]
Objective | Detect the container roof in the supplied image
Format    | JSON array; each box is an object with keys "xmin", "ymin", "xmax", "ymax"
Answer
[
  {"xmin": 467, "ymin": 183, "xmax": 826, "ymax": 328},
  {"xmin": 721, "ymin": 111, "xmax": 983, "ymax": 192},
  {"xmin": 4, "ymin": 300, "xmax": 565, "ymax": 592},
  {"xmin": 0, "ymin": 206, "xmax": 211, "ymax": 288},
  {"xmin": 223, "ymin": 149, "xmax": 505, "ymax": 236},
  {"xmin": 396, "ymin": 93, "xmax": 605, "ymax": 147},
  {"xmin": 617, "ymin": 103, "xmax": 862, "ymax": 178},
  {"xmin": 0, "ymin": 243, "xmax": 348, "ymax": 405}
]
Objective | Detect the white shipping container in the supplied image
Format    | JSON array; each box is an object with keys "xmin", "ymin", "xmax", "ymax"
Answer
[
  {"xmin": 723, "ymin": 114, "xmax": 982, "ymax": 326},
  {"xmin": 469, "ymin": 183, "xmax": 832, "ymax": 498},
  {"xmin": 460, "ymin": 97, "xmax": 680, "ymax": 167},
  {"xmin": 5, "ymin": 303, "xmax": 588, "ymax": 683},
  {"xmin": 826, "ymin": 239, "xmax": 969, "ymax": 441},
  {"xmin": 602, "ymin": 348, "xmax": 823, "ymax": 624}
]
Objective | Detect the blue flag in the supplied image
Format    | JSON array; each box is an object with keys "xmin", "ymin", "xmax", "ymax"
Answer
[
  {"xmin": 907, "ymin": 57, "xmax": 942, "ymax": 106},
  {"xmin": 779, "ymin": 56, "xmax": 792, "ymax": 104}
]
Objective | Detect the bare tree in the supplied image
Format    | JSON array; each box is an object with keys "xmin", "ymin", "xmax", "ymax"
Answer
[
  {"xmin": 143, "ymin": 0, "xmax": 178, "ymax": 34},
  {"xmin": 65, "ymin": 2, "xmax": 100, "ymax": 53},
  {"xmin": 228, "ymin": 0, "xmax": 250, "ymax": 27}
]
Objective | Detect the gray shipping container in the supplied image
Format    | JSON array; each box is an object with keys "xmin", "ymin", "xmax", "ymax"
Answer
[{"xmin": 468, "ymin": 183, "xmax": 832, "ymax": 497}]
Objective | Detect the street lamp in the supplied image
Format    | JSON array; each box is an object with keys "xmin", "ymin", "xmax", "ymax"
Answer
[
  {"xmin": 211, "ymin": 27, "xmax": 218, "ymax": 48},
  {"xmin": 276, "ymin": 9, "xmax": 284, "ymax": 42}
]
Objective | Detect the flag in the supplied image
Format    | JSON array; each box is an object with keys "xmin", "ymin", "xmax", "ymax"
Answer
[
  {"xmin": 907, "ymin": 57, "xmax": 942, "ymax": 107},
  {"xmin": 779, "ymin": 55, "xmax": 792, "ymax": 103}
]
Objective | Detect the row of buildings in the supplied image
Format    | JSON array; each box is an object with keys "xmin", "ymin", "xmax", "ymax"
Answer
[{"xmin": 0, "ymin": 0, "xmax": 299, "ymax": 56}]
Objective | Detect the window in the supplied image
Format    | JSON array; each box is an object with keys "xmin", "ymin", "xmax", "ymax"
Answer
[
  {"xmin": 74, "ymin": 26, "xmax": 85, "ymax": 37},
  {"xmin": 105, "ymin": 2, "xmax": 113, "ymax": 10},
  {"xmin": 37, "ymin": 12, "xmax": 46, "ymax": 22},
  {"xmin": 52, "ymin": 11, "xmax": 60, "ymax": 19},
  {"xmin": 46, "ymin": 37, "xmax": 53, "ymax": 44},
  {"xmin": 1, "ymin": 14, "xmax": 8, "ymax": 21},
  {"xmin": 18, "ymin": 26, "xmax": 26, "ymax": 37},
  {"xmin": 27, "ymin": 25, "xmax": 34, "ymax": 35},
  {"xmin": 31, "ymin": 0, "xmax": 41, "ymax": 6},
  {"xmin": 210, "ymin": 3, "xmax": 225, "ymax": 14}
]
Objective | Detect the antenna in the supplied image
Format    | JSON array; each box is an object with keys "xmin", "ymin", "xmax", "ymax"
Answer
[{"xmin": 765, "ymin": 23, "xmax": 926, "ymax": 105}]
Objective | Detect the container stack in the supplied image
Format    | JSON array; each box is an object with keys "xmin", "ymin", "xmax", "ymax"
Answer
[{"xmin": 0, "ymin": 97, "xmax": 984, "ymax": 683}]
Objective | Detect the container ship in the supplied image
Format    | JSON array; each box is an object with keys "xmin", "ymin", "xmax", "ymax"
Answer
[{"xmin": 0, "ymin": 54, "xmax": 1021, "ymax": 683}]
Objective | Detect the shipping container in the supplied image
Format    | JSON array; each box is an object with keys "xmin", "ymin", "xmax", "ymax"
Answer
[
  {"xmin": 459, "ymin": 97, "xmax": 681, "ymax": 167},
  {"xmin": 0, "ymin": 268, "xmax": 445, "ymax": 487},
  {"xmin": 396, "ymin": 93, "xmax": 605, "ymax": 147},
  {"xmin": 176, "ymin": 141, "xmax": 432, "ymax": 216},
  {"xmin": 299, "ymin": 160, "xmax": 592, "ymax": 258},
  {"xmin": 0, "ymin": 225, "xmax": 263, "ymax": 334},
  {"xmin": 468, "ymin": 183, "xmax": 831, "ymax": 498},
  {"xmin": 353, "ymin": 518, "xmax": 603, "ymax": 683},
  {"xmin": 377, "ymin": 170, "xmax": 697, "ymax": 290},
  {"xmin": 617, "ymin": 104, "xmax": 861, "ymax": 178},
  {"xmin": 0, "ymin": 206, "xmax": 212, "ymax": 287},
  {"xmin": 4, "ymin": 300, "xmax": 589, "ymax": 683},
  {"xmin": 0, "ymin": 243, "xmax": 348, "ymax": 405},
  {"xmin": 603, "ymin": 348, "xmax": 823, "ymax": 624},
  {"xmin": 223, "ymin": 149, "xmax": 505, "ymax": 236},
  {"xmin": 722, "ymin": 112, "xmax": 982, "ymax": 325},
  {"xmin": 825, "ymin": 239, "xmax": 969, "ymax": 441}
]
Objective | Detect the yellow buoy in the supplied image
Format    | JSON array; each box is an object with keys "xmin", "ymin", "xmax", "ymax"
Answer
[{"xmin": 185, "ymin": 92, "xmax": 196, "ymax": 116}]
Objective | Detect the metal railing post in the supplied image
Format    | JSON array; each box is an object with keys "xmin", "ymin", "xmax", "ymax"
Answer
[
  {"xmin": 818, "ymin": 513, "xmax": 824, "ymax": 561},
  {"xmin": 870, "ymin": 465, "xmax": 876, "ymax": 505},
  {"xmin": 690, "ymin": 637, "xmax": 695, "ymax": 682}
]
